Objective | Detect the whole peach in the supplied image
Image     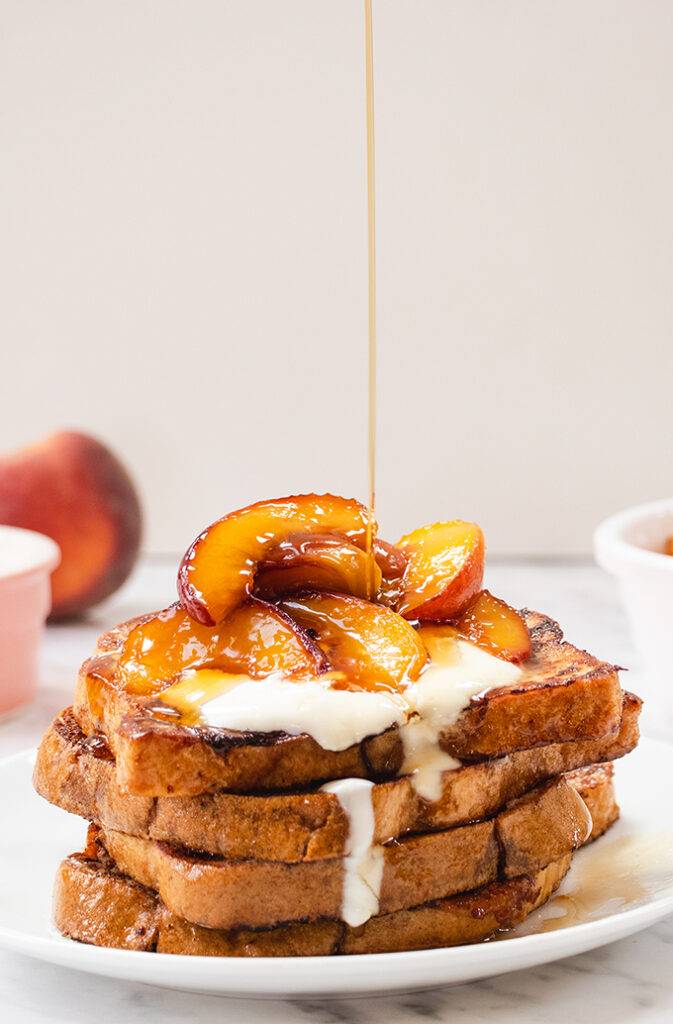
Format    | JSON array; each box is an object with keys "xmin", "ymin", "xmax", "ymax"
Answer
[{"xmin": 0, "ymin": 431, "xmax": 142, "ymax": 618}]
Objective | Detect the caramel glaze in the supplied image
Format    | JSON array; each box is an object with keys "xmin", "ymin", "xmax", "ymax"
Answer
[
  {"xmin": 53, "ymin": 709, "xmax": 114, "ymax": 762},
  {"xmin": 533, "ymin": 830, "xmax": 673, "ymax": 933},
  {"xmin": 374, "ymin": 539, "xmax": 408, "ymax": 608},
  {"xmin": 82, "ymin": 734, "xmax": 115, "ymax": 762},
  {"xmin": 82, "ymin": 654, "xmax": 121, "ymax": 731}
]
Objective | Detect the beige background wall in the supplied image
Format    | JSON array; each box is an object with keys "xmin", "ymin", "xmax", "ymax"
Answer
[{"xmin": 1, "ymin": 0, "xmax": 672, "ymax": 555}]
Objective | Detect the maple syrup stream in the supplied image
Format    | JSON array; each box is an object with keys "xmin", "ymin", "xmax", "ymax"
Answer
[{"xmin": 364, "ymin": 0, "xmax": 377, "ymax": 597}]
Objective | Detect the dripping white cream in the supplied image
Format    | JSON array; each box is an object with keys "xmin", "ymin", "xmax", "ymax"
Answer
[
  {"xmin": 159, "ymin": 669, "xmax": 408, "ymax": 751},
  {"xmin": 321, "ymin": 778, "xmax": 383, "ymax": 926},
  {"xmin": 400, "ymin": 636, "xmax": 523, "ymax": 799}
]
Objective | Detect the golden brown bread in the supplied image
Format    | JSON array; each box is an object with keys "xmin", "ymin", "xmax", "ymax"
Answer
[
  {"xmin": 52, "ymin": 763, "xmax": 618, "ymax": 956},
  {"xmin": 52, "ymin": 764, "xmax": 617, "ymax": 955},
  {"xmin": 54, "ymin": 851, "xmax": 572, "ymax": 956},
  {"xmin": 70, "ymin": 611, "xmax": 624, "ymax": 796},
  {"xmin": 564, "ymin": 763, "xmax": 620, "ymax": 841},
  {"xmin": 88, "ymin": 774, "xmax": 591, "ymax": 930},
  {"xmin": 34, "ymin": 695, "xmax": 639, "ymax": 861}
]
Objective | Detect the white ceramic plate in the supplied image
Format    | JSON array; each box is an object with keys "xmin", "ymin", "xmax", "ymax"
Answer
[{"xmin": 0, "ymin": 737, "xmax": 672, "ymax": 998}]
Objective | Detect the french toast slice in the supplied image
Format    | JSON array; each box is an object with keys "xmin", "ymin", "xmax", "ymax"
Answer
[
  {"xmin": 84, "ymin": 774, "xmax": 592, "ymax": 930},
  {"xmin": 564, "ymin": 763, "xmax": 620, "ymax": 841},
  {"xmin": 34, "ymin": 694, "xmax": 639, "ymax": 861},
  {"xmin": 52, "ymin": 764, "xmax": 616, "ymax": 955},
  {"xmin": 71, "ymin": 611, "xmax": 624, "ymax": 796},
  {"xmin": 54, "ymin": 852, "xmax": 571, "ymax": 956}
]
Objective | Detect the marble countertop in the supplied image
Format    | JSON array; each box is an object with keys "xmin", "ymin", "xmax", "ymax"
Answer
[{"xmin": 1, "ymin": 558, "xmax": 671, "ymax": 1023}]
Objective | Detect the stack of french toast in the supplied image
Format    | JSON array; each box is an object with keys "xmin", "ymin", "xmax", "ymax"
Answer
[{"xmin": 34, "ymin": 495, "xmax": 641, "ymax": 956}]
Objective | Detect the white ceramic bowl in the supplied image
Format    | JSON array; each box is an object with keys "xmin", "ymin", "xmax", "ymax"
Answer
[
  {"xmin": 0, "ymin": 526, "xmax": 60, "ymax": 717},
  {"xmin": 594, "ymin": 498, "xmax": 673, "ymax": 718}
]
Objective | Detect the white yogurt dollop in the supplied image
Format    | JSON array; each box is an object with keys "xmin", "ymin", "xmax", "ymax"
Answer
[{"xmin": 195, "ymin": 673, "xmax": 407, "ymax": 750}]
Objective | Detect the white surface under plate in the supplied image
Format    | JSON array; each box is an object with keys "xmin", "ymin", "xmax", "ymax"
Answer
[{"xmin": 0, "ymin": 737, "xmax": 672, "ymax": 999}]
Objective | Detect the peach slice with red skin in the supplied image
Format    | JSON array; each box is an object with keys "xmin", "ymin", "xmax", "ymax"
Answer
[
  {"xmin": 280, "ymin": 592, "xmax": 427, "ymax": 692},
  {"xmin": 395, "ymin": 521, "xmax": 485, "ymax": 622},
  {"xmin": 178, "ymin": 494, "xmax": 375, "ymax": 625},
  {"xmin": 374, "ymin": 539, "xmax": 408, "ymax": 608},
  {"xmin": 452, "ymin": 589, "xmax": 531, "ymax": 663},
  {"xmin": 254, "ymin": 535, "xmax": 382, "ymax": 601},
  {"xmin": 118, "ymin": 598, "xmax": 324, "ymax": 695}
]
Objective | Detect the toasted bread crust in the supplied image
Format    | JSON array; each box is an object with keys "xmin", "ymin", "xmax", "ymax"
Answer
[
  {"xmin": 85, "ymin": 775, "xmax": 590, "ymax": 930},
  {"xmin": 70, "ymin": 610, "xmax": 624, "ymax": 796},
  {"xmin": 54, "ymin": 853, "xmax": 572, "ymax": 956},
  {"xmin": 51, "ymin": 762, "xmax": 617, "ymax": 955},
  {"xmin": 34, "ymin": 695, "xmax": 640, "ymax": 861},
  {"xmin": 565, "ymin": 763, "xmax": 620, "ymax": 841}
]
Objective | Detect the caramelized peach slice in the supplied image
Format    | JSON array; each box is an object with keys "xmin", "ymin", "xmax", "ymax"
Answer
[
  {"xmin": 395, "ymin": 521, "xmax": 484, "ymax": 621},
  {"xmin": 664, "ymin": 536, "xmax": 673, "ymax": 556},
  {"xmin": 118, "ymin": 599, "xmax": 324, "ymax": 694},
  {"xmin": 178, "ymin": 494, "xmax": 375, "ymax": 625},
  {"xmin": 254, "ymin": 535, "xmax": 382, "ymax": 600},
  {"xmin": 374, "ymin": 539, "xmax": 408, "ymax": 608},
  {"xmin": 280, "ymin": 592, "xmax": 427, "ymax": 692},
  {"xmin": 453, "ymin": 590, "xmax": 531, "ymax": 663}
]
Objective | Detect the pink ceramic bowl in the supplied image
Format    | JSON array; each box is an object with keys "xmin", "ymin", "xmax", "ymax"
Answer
[{"xmin": 0, "ymin": 526, "xmax": 60, "ymax": 717}]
